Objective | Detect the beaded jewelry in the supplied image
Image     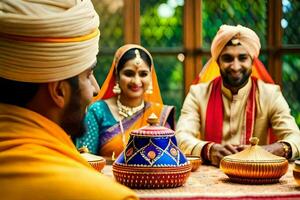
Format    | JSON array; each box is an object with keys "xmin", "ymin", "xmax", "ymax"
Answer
[
  {"xmin": 134, "ymin": 49, "xmax": 142, "ymax": 66},
  {"xmin": 117, "ymin": 95, "xmax": 145, "ymax": 118}
]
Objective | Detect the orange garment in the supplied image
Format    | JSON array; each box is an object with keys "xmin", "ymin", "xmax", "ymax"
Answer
[{"xmin": 0, "ymin": 103, "xmax": 137, "ymax": 200}]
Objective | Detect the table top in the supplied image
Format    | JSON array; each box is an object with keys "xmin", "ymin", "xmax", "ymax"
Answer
[{"xmin": 102, "ymin": 163, "xmax": 300, "ymax": 200}]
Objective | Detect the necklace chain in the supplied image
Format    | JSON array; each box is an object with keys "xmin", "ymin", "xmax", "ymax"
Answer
[{"xmin": 117, "ymin": 96, "xmax": 145, "ymax": 118}]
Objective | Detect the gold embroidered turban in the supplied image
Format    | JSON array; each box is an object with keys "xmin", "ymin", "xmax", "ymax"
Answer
[
  {"xmin": 0, "ymin": 0, "xmax": 100, "ymax": 82},
  {"xmin": 211, "ymin": 24, "xmax": 261, "ymax": 61}
]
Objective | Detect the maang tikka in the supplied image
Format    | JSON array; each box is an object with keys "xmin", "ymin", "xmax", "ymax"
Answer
[
  {"xmin": 134, "ymin": 49, "xmax": 142, "ymax": 66},
  {"xmin": 113, "ymin": 82, "xmax": 121, "ymax": 94}
]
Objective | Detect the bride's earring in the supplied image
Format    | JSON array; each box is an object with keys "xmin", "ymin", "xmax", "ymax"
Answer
[
  {"xmin": 113, "ymin": 82, "xmax": 121, "ymax": 94},
  {"xmin": 146, "ymin": 82, "xmax": 153, "ymax": 94}
]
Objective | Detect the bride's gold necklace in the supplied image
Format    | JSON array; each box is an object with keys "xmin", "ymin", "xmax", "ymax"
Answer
[{"xmin": 117, "ymin": 96, "xmax": 145, "ymax": 118}]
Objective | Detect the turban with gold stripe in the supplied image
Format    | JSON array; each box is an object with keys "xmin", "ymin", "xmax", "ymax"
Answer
[
  {"xmin": 211, "ymin": 24, "xmax": 261, "ymax": 61},
  {"xmin": 0, "ymin": 0, "xmax": 100, "ymax": 82}
]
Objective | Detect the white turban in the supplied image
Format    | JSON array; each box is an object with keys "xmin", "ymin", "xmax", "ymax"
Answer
[
  {"xmin": 211, "ymin": 25, "xmax": 261, "ymax": 61},
  {"xmin": 0, "ymin": 0, "xmax": 100, "ymax": 82}
]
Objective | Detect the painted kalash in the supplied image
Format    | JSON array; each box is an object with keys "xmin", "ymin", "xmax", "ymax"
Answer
[{"xmin": 113, "ymin": 113, "xmax": 192, "ymax": 188}]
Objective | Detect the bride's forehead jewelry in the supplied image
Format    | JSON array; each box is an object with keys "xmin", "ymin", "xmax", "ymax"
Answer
[{"xmin": 134, "ymin": 49, "xmax": 142, "ymax": 66}]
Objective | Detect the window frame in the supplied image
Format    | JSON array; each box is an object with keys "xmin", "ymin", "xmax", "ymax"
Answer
[{"xmin": 105, "ymin": 0, "xmax": 300, "ymax": 93}]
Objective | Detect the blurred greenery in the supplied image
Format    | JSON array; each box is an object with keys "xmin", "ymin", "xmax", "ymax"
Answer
[
  {"xmin": 91, "ymin": 0, "xmax": 124, "ymax": 86},
  {"xmin": 282, "ymin": 0, "xmax": 300, "ymax": 44},
  {"xmin": 92, "ymin": 0, "xmax": 300, "ymax": 126},
  {"xmin": 141, "ymin": 0, "xmax": 184, "ymax": 119},
  {"xmin": 282, "ymin": 55, "xmax": 300, "ymax": 126},
  {"xmin": 94, "ymin": 55, "xmax": 113, "ymax": 87},
  {"xmin": 202, "ymin": 0, "xmax": 267, "ymax": 48},
  {"xmin": 141, "ymin": 0, "xmax": 183, "ymax": 47},
  {"xmin": 92, "ymin": 0, "xmax": 123, "ymax": 48},
  {"xmin": 281, "ymin": 0, "xmax": 300, "ymax": 126},
  {"xmin": 152, "ymin": 56, "xmax": 183, "ymax": 119}
]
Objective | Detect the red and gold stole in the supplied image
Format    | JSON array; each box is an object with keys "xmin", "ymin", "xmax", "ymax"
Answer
[{"xmin": 205, "ymin": 76, "xmax": 257, "ymax": 144}]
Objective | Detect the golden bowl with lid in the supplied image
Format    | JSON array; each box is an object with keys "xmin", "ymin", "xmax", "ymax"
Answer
[
  {"xmin": 220, "ymin": 137, "xmax": 288, "ymax": 184},
  {"xmin": 79, "ymin": 146, "xmax": 106, "ymax": 172}
]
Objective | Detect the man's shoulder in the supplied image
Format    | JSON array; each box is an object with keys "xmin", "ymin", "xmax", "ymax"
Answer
[
  {"xmin": 189, "ymin": 81, "xmax": 213, "ymax": 96},
  {"xmin": 256, "ymin": 79, "xmax": 281, "ymax": 94},
  {"xmin": 190, "ymin": 81, "xmax": 212, "ymax": 88}
]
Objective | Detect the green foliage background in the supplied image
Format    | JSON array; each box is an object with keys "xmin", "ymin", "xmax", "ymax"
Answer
[
  {"xmin": 281, "ymin": 1, "xmax": 300, "ymax": 126},
  {"xmin": 93, "ymin": 0, "xmax": 300, "ymax": 126},
  {"xmin": 141, "ymin": 0, "xmax": 184, "ymax": 119}
]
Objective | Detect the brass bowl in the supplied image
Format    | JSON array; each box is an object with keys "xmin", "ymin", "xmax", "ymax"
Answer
[
  {"xmin": 186, "ymin": 155, "xmax": 202, "ymax": 172},
  {"xmin": 81, "ymin": 153, "xmax": 106, "ymax": 172},
  {"xmin": 78, "ymin": 146, "xmax": 106, "ymax": 172},
  {"xmin": 293, "ymin": 160, "xmax": 300, "ymax": 185},
  {"xmin": 220, "ymin": 137, "xmax": 288, "ymax": 184},
  {"xmin": 221, "ymin": 159, "xmax": 288, "ymax": 184}
]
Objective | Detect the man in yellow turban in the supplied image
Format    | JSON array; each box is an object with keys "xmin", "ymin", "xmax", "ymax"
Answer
[
  {"xmin": 176, "ymin": 24, "xmax": 300, "ymax": 166},
  {"xmin": 0, "ymin": 0, "xmax": 137, "ymax": 199}
]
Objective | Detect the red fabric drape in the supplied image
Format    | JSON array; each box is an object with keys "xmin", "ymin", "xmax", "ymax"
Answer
[{"xmin": 205, "ymin": 77, "xmax": 257, "ymax": 144}]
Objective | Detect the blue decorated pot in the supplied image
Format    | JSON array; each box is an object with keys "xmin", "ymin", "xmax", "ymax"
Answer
[{"xmin": 112, "ymin": 114, "xmax": 191, "ymax": 188}]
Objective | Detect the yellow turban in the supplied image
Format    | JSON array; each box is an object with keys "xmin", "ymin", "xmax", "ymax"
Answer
[
  {"xmin": 211, "ymin": 24, "xmax": 261, "ymax": 61},
  {"xmin": 0, "ymin": 0, "xmax": 100, "ymax": 82}
]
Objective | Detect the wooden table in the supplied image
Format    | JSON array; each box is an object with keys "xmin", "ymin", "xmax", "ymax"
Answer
[{"xmin": 103, "ymin": 163, "xmax": 300, "ymax": 199}]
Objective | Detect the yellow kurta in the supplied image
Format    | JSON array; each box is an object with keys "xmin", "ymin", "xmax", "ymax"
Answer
[
  {"xmin": 176, "ymin": 79, "xmax": 300, "ymax": 160},
  {"xmin": 0, "ymin": 103, "xmax": 137, "ymax": 200}
]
